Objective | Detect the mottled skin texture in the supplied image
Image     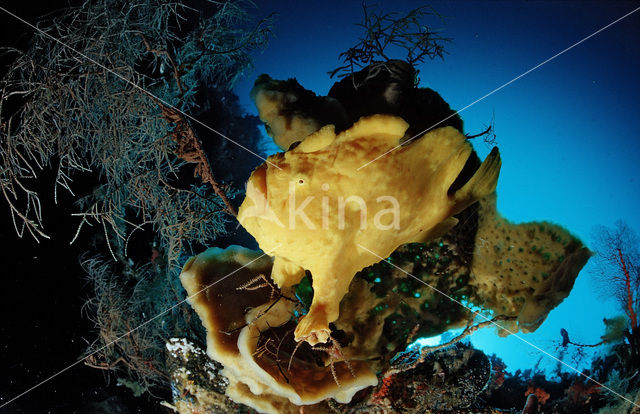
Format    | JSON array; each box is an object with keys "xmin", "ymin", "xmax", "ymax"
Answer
[
  {"xmin": 250, "ymin": 74, "xmax": 349, "ymax": 150},
  {"xmin": 238, "ymin": 115, "xmax": 501, "ymax": 345},
  {"xmin": 470, "ymin": 194, "xmax": 593, "ymax": 333}
]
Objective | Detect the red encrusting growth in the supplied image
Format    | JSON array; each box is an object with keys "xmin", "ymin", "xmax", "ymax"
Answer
[
  {"xmin": 567, "ymin": 381, "xmax": 601, "ymax": 404},
  {"xmin": 371, "ymin": 375, "xmax": 395, "ymax": 403},
  {"xmin": 525, "ymin": 386, "xmax": 550, "ymax": 405}
]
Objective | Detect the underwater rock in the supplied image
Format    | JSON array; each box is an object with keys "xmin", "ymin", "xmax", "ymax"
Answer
[
  {"xmin": 165, "ymin": 337, "xmax": 244, "ymax": 413},
  {"xmin": 327, "ymin": 60, "xmax": 464, "ymax": 138},
  {"xmin": 251, "ymin": 60, "xmax": 464, "ymax": 149},
  {"xmin": 179, "ymin": 246, "xmax": 377, "ymax": 414},
  {"xmin": 371, "ymin": 344, "xmax": 492, "ymax": 411},
  {"xmin": 238, "ymin": 114, "xmax": 501, "ymax": 345},
  {"xmin": 176, "ymin": 225, "xmax": 590, "ymax": 412}
]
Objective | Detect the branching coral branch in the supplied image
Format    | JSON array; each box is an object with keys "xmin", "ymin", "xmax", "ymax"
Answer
[
  {"xmin": 593, "ymin": 221, "xmax": 640, "ymax": 368},
  {"xmin": 617, "ymin": 248, "xmax": 638, "ymax": 329},
  {"xmin": 138, "ymin": 33, "xmax": 184, "ymax": 96},
  {"xmin": 561, "ymin": 328, "xmax": 605, "ymax": 348},
  {"xmin": 466, "ymin": 111, "xmax": 497, "ymax": 147},
  {"xmin": 0, "ymin": 0, "xmax": 265, "ymax": 248},
  {"xmin": 159, "ymin": 104, "xmax": 237, "ymax": 216},
  {"xmin": 593, "ymin": 222, "xmax": 640, "ymax": 330},
  {"xmin": 81, "ymin": 256, "xmax": 175, "ymax": 392},
  {"xmin": 386, "ymin": 314, "xmax": 517, "ymax": 377},
  {"xmin": 330, "ymin": 2, "xmax": 450, "ymax": 79}
]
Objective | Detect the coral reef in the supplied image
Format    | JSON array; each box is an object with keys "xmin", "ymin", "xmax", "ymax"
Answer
[
  {"xmin": 176, "ymin": 216, "xmax": 590, "ymax": 411},
  {"xmin": 0, "ymin": 0, "xmax": 274, "ymax": 401},
  {"xmin": 176, "ymin": 61, "xmax": 592, "ymax": 412},
  {"xmin": 0, "ymin": 0, "xmax": 613, "ymax": 411},
  {"xmin": 370, "ymin": 344, "xmax": 492, "ymax": 412},
  {"xmin": 242, "ymin": 63, "xmax": 590, "ymax": 348},
  {"xmin": 331, "ymin": 193, "xmax": 591, "ymax": 359}
]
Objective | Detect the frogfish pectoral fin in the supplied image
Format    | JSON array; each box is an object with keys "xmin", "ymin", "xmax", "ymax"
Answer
[
  {"xmin": 294, "ymin": 303, "xmax": 331, "ymax": 345},
  {"xmin": 271, "ymin": 256, "xmax": 305, "ymax": 288}
]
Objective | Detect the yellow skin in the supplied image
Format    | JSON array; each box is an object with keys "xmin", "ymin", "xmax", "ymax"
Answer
[
  {"xmin": 252, "ymin": 87, "xmax": 321, "ymax": 150},
  {"xmin": 250, "ymin": 75, "xmax": 349, "ymax": 151},
  {"xmin": 238, "ymin": 115, "xmax": 501, "ymax": 345}
]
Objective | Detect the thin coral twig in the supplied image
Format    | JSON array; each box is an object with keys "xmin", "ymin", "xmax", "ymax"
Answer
[
  {"xmin": 385, "ymin": 314, "xmax": 517, "ymax": 378},
  {"xmin": 159, "ymin": 104, "xmax": 237, "ymax": 217}
]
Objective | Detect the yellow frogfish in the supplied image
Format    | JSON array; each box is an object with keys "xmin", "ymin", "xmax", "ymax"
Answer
[{"xmin": 238, "ymin": 114, "xmax": 501, "ymax": 345}]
